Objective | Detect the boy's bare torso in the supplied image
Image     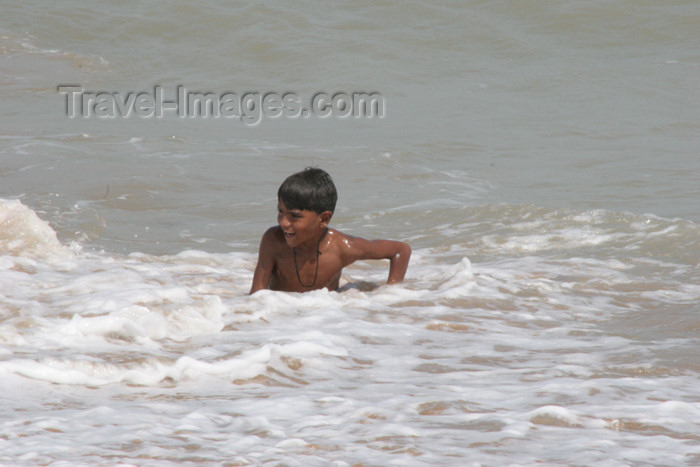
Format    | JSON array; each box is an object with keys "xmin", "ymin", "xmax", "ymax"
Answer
[
  {"xmin": 266, "ymin": 226, "xmax": 345, "ymax": 292},
  {"xmin": 250, "ymin": 201, "xmax": 410, "ymax": 294}
]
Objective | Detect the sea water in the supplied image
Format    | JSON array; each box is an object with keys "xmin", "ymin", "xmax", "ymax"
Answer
[{"xmin": 1, "ymin": 0, "xmax": 699, "ymax": 465}]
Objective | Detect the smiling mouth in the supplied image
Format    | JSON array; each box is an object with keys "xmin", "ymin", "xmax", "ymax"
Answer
[{"xmin": 284, "ymin": 232, "xmax": 296, "ymax": 238}]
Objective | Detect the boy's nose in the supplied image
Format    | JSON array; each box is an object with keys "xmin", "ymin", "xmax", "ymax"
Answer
[{"xmin": 279, "ymin": 215, "xmax": 291, "ymax": 229}]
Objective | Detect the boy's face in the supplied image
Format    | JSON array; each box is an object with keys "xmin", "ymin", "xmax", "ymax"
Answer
[{"xmin": 277, "ymin": 201, "xmax": 330, "ymax": 249}]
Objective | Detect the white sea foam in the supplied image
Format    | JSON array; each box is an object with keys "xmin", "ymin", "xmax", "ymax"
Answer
[
  {"xmin": 3, "ymin": 0, "xmax": 700, "ymax": 462},
  {"xmin": 0, "ymin": 199, "xmax": 72, "ymax": 260},
  {"xmin": 3, "ymin": 219, "xmax": 692, "ymax": 465}
]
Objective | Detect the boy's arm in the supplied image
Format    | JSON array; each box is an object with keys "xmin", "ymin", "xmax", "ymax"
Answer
[
  {"xmin": 340, "ymin": 236, "xmax": 411, "ymax": 285},
  {"xmin": 249, "ymin": 228, "xmax": 277, "ymax": 294}
]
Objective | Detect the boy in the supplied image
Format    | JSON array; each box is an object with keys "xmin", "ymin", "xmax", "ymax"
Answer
[{"xmin": 250, "ymin": 168, "xmax": 411, "ymax": 293}]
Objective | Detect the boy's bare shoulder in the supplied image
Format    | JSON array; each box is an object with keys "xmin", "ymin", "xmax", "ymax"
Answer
[
  {"xmin": 261, "ymin": 226, "xmax": 286, "ymax": 247},
  {"xmin": 262, "ymin": 225, "xmax": 282, "ymax": 237},
  {"xmin": 324, "ymin": 227, "xmax": 357, "ymax": 248},
  {"xmin": 263, "ymin": 225, "xmax": 284, "ymax": 238},
  {"xmin": 323, "ymin": 228, "xmax": 370, "ymax": 262}
]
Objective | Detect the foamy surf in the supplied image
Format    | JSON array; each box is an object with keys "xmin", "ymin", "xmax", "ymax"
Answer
[
  {"xmin": 1, "ymin": 199, "xmax": 699, "ymax": 465},
  {"xmin": 0, "ymin": 199, "xmax": 73, "ymax": 259},
  {"xmin": 4, "ymin": 0, "xmax": 700, "ymax": 461}
]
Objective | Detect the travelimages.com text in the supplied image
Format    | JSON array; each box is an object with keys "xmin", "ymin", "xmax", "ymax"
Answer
[{"xmin": 57, "ymin": 86, "xmax": 385, "ymax": 124}]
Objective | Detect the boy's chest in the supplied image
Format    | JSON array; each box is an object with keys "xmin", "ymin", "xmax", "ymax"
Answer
[{"xmin": 273, "ymin": 249, "xmax": 343, "ymax": 290}]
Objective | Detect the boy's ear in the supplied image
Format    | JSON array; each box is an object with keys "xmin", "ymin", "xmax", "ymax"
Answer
[{"xmin": 319, "ymin": 211, "xmax": 332, "ymax": 227}]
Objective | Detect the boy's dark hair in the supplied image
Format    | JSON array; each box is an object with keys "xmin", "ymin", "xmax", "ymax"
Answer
[{"xmin": 278, "ymin": 167, "xmax": 338, "ymax": 214}]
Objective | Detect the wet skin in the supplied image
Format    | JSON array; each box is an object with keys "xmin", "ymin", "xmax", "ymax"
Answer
[{"xmin": 249, "ymin": 202, "xmax": 411, "ymax": 293}]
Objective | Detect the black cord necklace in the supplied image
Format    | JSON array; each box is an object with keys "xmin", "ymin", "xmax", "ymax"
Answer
[{"xmin": 293, "ymin": 232, "xmax": 324, "ymax": 288}]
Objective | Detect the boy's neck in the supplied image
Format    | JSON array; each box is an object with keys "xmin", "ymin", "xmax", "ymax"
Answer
[{"xmin": 294, "ymin": 227, "xmax": 328, "ymax": 255}]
